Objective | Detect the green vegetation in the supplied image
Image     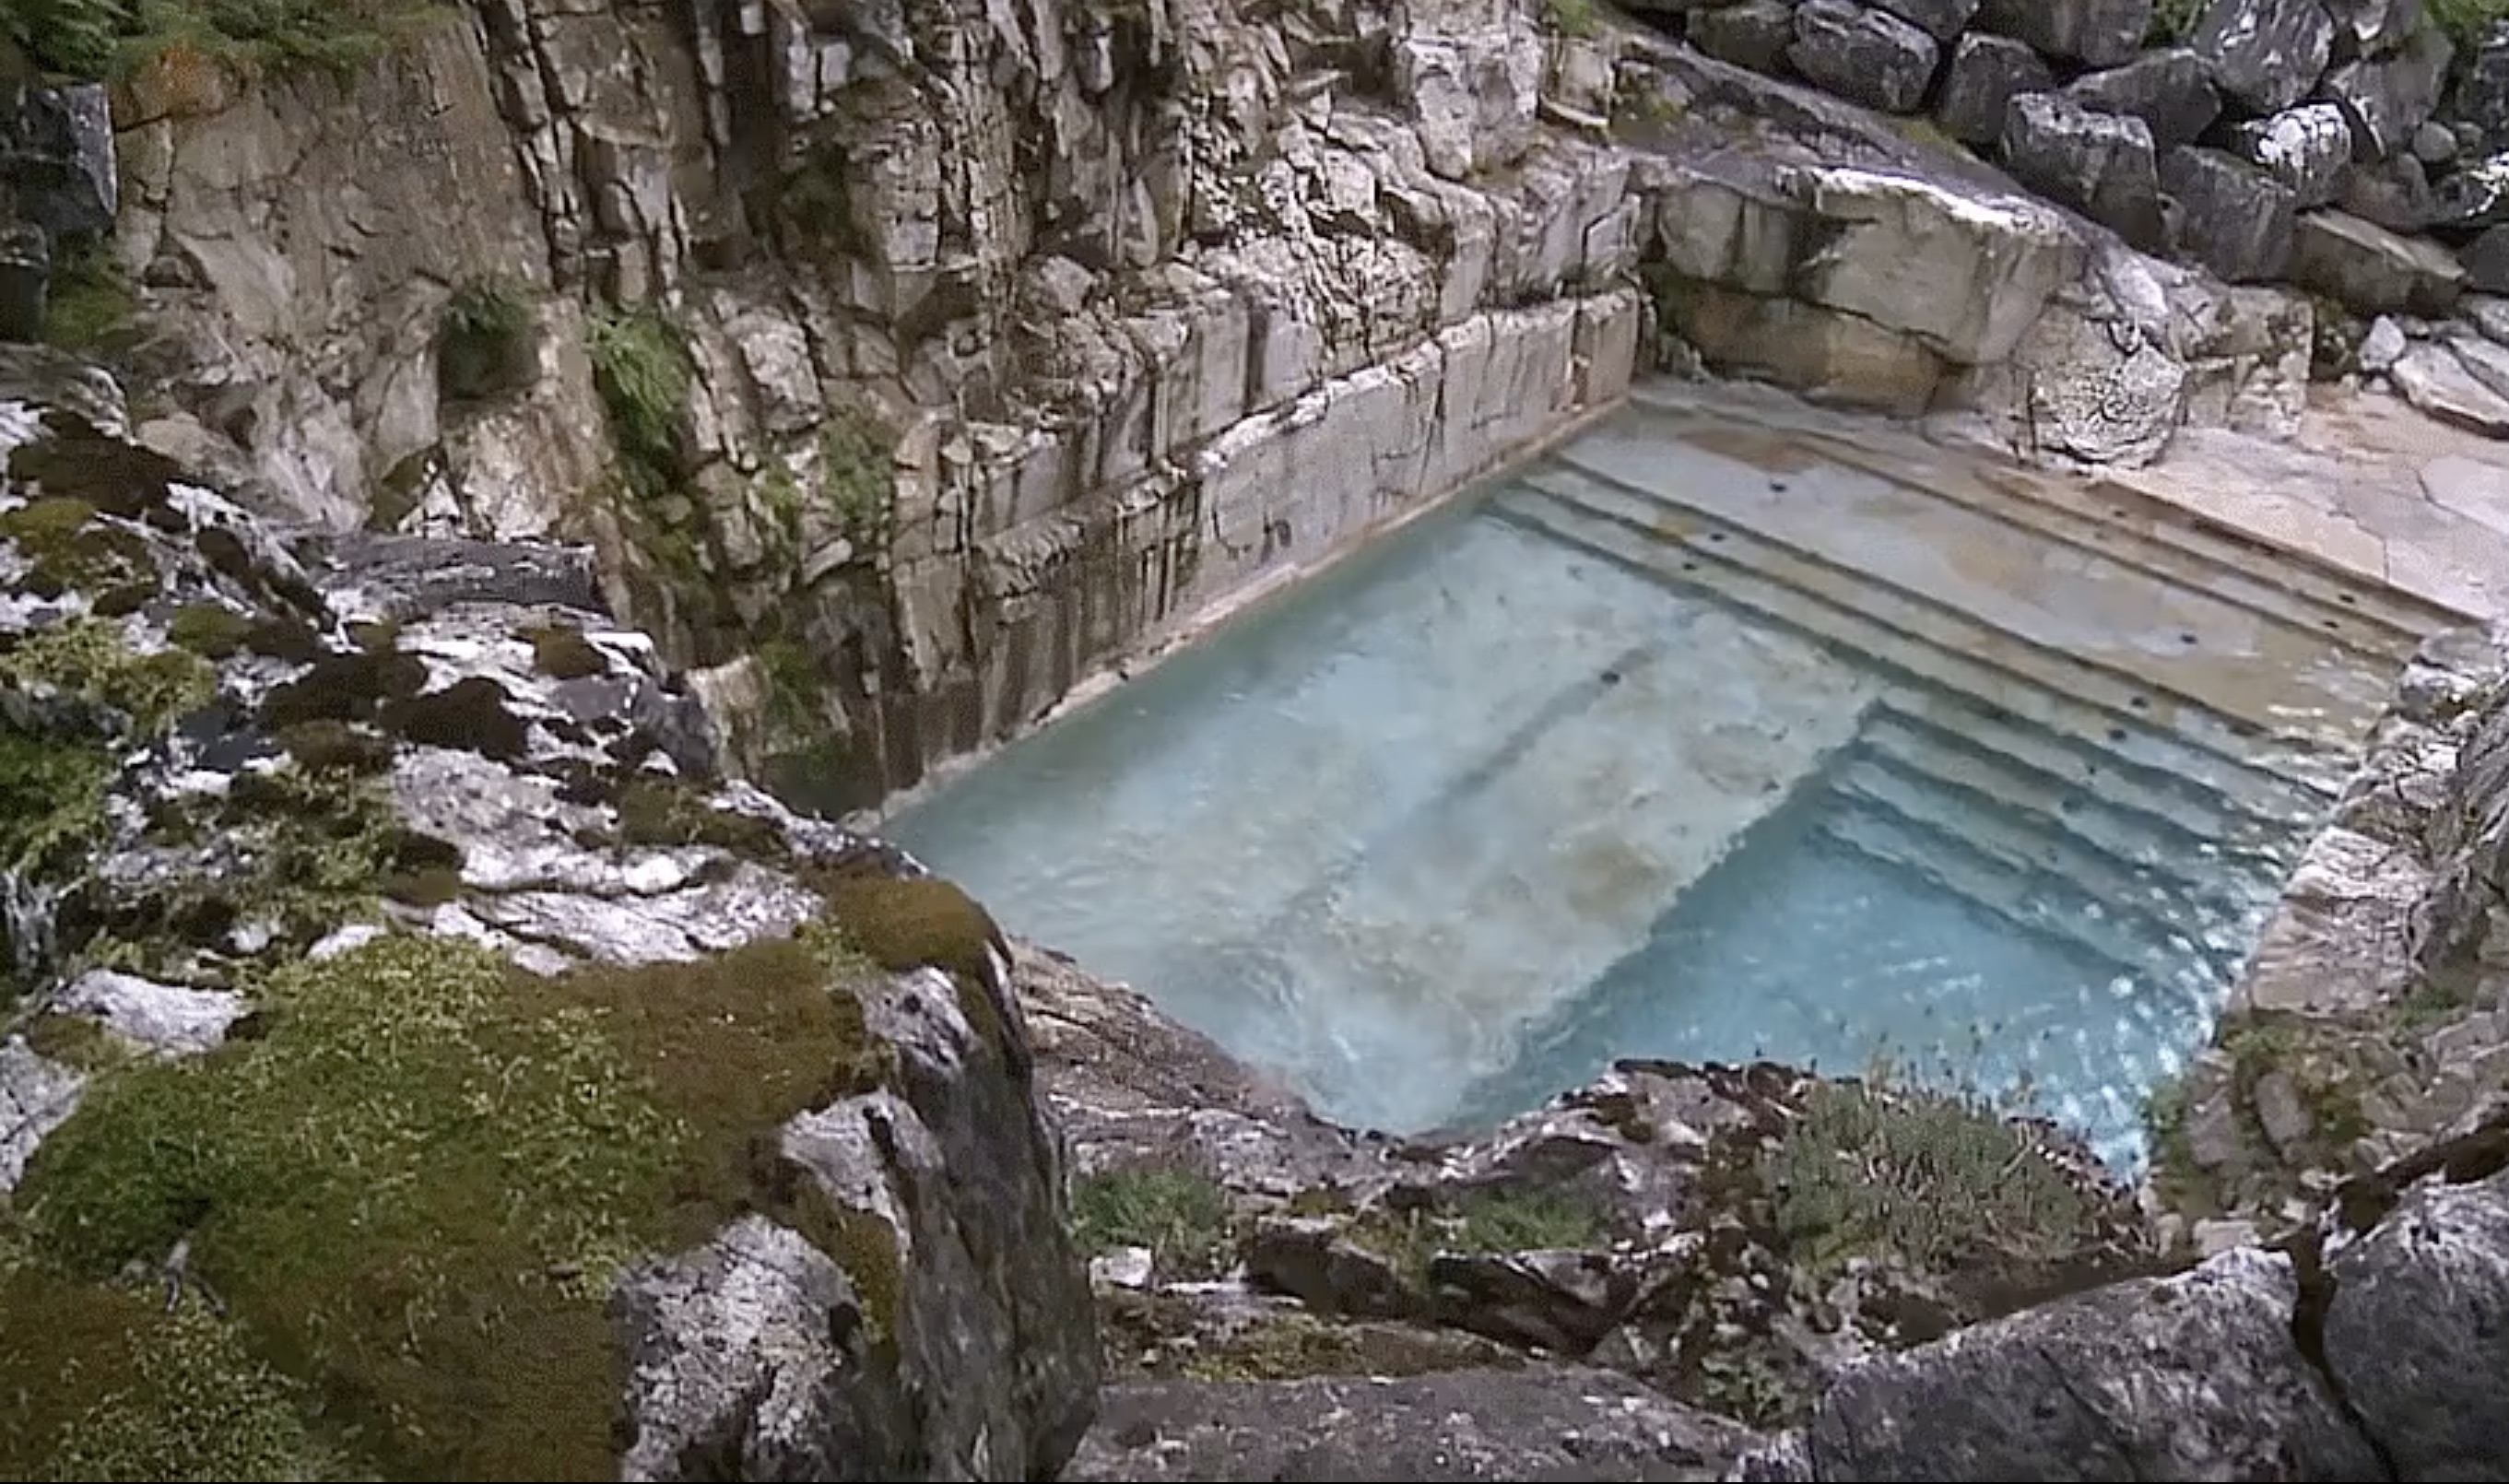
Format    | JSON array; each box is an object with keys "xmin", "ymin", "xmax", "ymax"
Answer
[
  {"xmin": 1349, "ymin": 1187, "xmax": 1607, "ymax": 1281},
  {"xmin": 435, "ymin": 278, "xmax": 539, "ymax": 404},
  {"xmin": 1543, "ymin": 0, "xmax": 1600, "ymax": 39},
  {"xmin": 2221, "ymin": 1013, "xmax": 2370, "ymax": 1148},
  {"xmin": 3, "ymin": 0, "xmax": 443, "ymax": 85},
  {"xmin": 607, "ymin": 775, "xmax": 788, "ymax": 859},
  {"xmin": 2427, "ymin": 0, "xmax": 2509, "ymax": 49},
  {"xmin": 586, "ymin": 306, "xmax": 694, "ymax": 501},
  {"xmin": 0, "ymin": 615, "xmax": 216, "ymax": 733},
  {"xmin": 0, "ymin": 723, "xmax": 112, "ymax": 876},
  {"xmin": 0, "ymin": 497, "xmax": 152, "ymax": 602},
  {"xmin": 820, "ymin": 410, "xmax": 893, "ymax": 552},
  {"xmin": 0, "ymin": 1265, "xmax": 336, "ymax": 1482},
  {"xmin": 40, "ymin": 240, "xmax": 137, "ymax": 355},
  {"xmin": 1069, "ymin": 1164, "xmax": 1237, "ymax": 1278},
  {"xmin": 1761, "ymin": 1080, "xmax": 2098, "ymax": 1275},
  {"xmin": 2147, "ymin": 0, "xmax": 2207, "ymax": 41},
  {"xmin": 6, "ymin": 925, "xmax": 898, "ymax": 1479}
]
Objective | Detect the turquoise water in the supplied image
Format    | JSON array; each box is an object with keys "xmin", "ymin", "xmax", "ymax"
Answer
[{"xmin": 885, "ymin": 418, "xmax": 2351, "ymax": 1174}]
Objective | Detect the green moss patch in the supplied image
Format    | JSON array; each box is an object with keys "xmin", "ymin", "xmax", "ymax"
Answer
[
  {"xmin": 1, "ymin": 616, "xmax": 216, "ymax": 734},
  {"xmin": 0, "ymin": 497, "xmax": 154, "ymax": 602},
  {"xmin": 11, "ymin": 924, "xmax": 895, "ymax": 1479},
  {"xmin": 525, "ymin": 622, "xmax": 609, "ymax": 682},
  {"xmin": 0, "ymin": 1265, "xmax": 336, "ymax": 1482},
  {"xmin": 610, "ymin": 776, "xmax": 787, "ymax": 860},
  {"xmin": 0, "ymin": 723, "xmax": 112, "ymax": 877},
  {"xmin": 436, "ymin": 279, "xmax": 539, "ymax": 404}
]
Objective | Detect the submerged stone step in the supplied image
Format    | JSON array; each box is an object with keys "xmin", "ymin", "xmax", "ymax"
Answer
[
  {"xmin": 1812, "ymin": 795, "xmax": 2244, "ymax": 1005},
  {"xmin": 1546, "ymin": 431, "xmax": 2387, "ymax": 763},
  {"xmin": 1490, "ymin": 477, "xmax": 2330, "ymax": 831},
  {"xmin": 1626, "ymin": 384, "xmax": 2450, "ymax": 655},
  {"xmin": 1830, "ymin": 748, "xmax": 2271, "ymax": 955},
  {"xmin": 1212, "ymin": 600, "xmax": 1883, "ymax": 1129},
  {"xmin": 1855, "ymin": 705, "xmax": 2298, "ymax": 905}
]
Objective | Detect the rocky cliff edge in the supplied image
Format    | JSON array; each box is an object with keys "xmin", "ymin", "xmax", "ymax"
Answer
[{"xmin": 0, "ymin": 347, "xmax": 1098, "ymax": 1481}]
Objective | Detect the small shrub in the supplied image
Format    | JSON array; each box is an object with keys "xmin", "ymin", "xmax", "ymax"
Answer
[
  {"xmin": 586, "ymin": 306, "xmax": 694, "ymax": 499},
  {"xmin": 1761, "ymin": 1080, "xmax": 2097, "ymax": 1274},
  {"xmin": 0, "ymin": 724, "xmax": 112, "ymax": 877},
  {"xmin": 436, "ymin": 277, "xmax": 539, "ymax": 403},
  {"xmin": 1447, "ymin": 1188, "xmax": 1604, "ymax": 1254},
  {"xmin": 1069, "ymin": 1165, "xmax": 1236, "ymax": 1278}
]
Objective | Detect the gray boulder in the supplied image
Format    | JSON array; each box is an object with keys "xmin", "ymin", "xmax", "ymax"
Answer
[
  {"xmin": 1870, "ymin": 0, "xmax": 1978, "ymax": 41},
  {"xmin": 2291, "ymin": 206, "xmax": 2467, "ymax": 315},
  {"xmin": 1789, "ymin": 0, "xmax": 1941, "ymax": 114},
  {"xmin": 1792, "ymin": 1248, "xmax": 2385, "ymax": 1480},
  {"xmin": 2162, "ymin": 146, "xmax": 2298, "ymax": 282},
  {"xmin": 2317, "ymin": 0, "xmax": 2423, "ymax": 56},
  {"xmin": 2323, "ymin": 1160, "xmax": 2509, "ymax": 1479},
  {"xmin": 1938, "ymin": 32, "xmax": 2055, "ymax": 147},
  {"xmin": 1693, "ymin": 0, "xmax": 1803, "ymax": 75},
  {"xmin": 2189, "ymin": 0, "xmax": 2339, "ymax": 113},
  {"xmin": 2317, "ymin": 23, "xmax": 2455, "ymax": 161},
  {"xmin": 2224, "ymin": 102, "xmax": 2358, "ymax": 208},
  {"xmin": 2469, "ymin": 222, "xmax": 2509, "ymax": 294},
  {"xmin": 1974, "ymin": 0, "xmax": 2151, "ymax": 65},
  {"xmin": 2339, "ymin": 152, "xmax": 2436, "ymax": 232},
  {"xmin": 2066, "ymin": 47, "xmax": 2222, "ymax": 151},
  {"xmin": 2001, "ymin": 91, "xmax": 2172, "ymax": 253}
]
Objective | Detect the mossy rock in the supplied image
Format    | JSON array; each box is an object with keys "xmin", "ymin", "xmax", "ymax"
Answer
[
  {"xmin": 0, "ymin": 720, "xmax": 112, "ymax": 877},
  {"xmin": 0, "ymin": 616, "xmax": 216, "ymax": 735},
  {"xmin": 812, "ymin": 872, "xmax": 1016, "ymax": 1060},
  {"xmin": 0, "ymin": 496, "xmax": 153, "ymax": 599},
  {"xmin": 610, "ymin": 776, "xmax": 789, "ymax": 861},
  {"xmin": 525, "ymin": 622, "xmax": 609, "ymax": 682},
  {"xmin": 7, "ymin": 925, "xmax": 901, "ymax": 1479}
]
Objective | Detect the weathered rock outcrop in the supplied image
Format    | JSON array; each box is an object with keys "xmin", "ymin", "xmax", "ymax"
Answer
[
  {"xmin": 14, "ymin": 0, "xmax": 2507, "ymax": 822},
  {"xmin": 0, "ymin": 354, "xmax": 1098, "ymax": 1478},
  {"xmin": 29, "ymin": 0, "xmax": 1643, "ymax": 816}
]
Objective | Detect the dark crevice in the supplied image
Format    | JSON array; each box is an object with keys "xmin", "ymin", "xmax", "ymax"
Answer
[{"xmin": 2273, "ymin": 1224, "xmax": 2399, "ymax": 1483}]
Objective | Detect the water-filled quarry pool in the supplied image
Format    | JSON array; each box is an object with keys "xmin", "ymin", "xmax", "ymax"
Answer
[{"xmin": 886, "ymin": 387, "xmax": 2424, "ymax": 1173}]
